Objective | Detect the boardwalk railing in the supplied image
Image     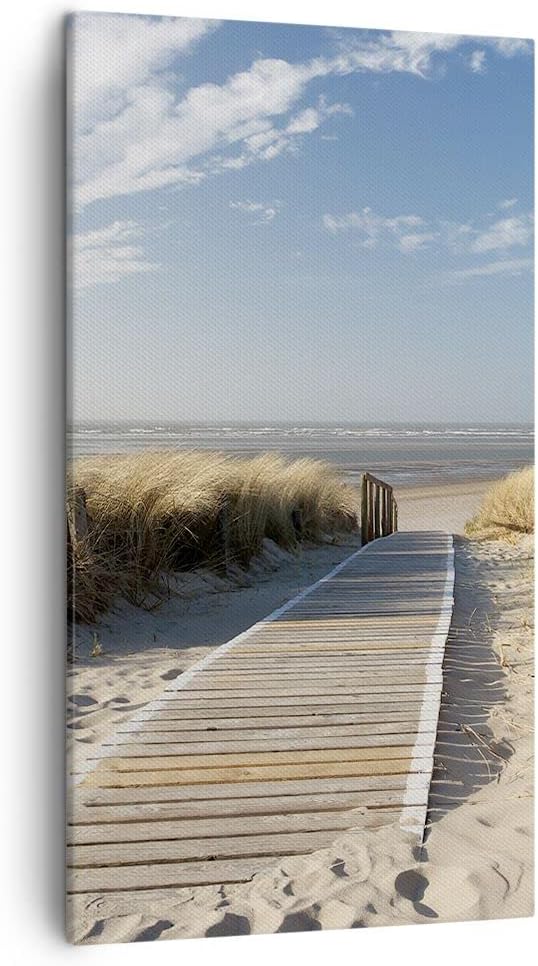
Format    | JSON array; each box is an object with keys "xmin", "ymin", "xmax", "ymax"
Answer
[{"xmin": 360, "ymin": 472, "xmax": 398, "ymax": 545}]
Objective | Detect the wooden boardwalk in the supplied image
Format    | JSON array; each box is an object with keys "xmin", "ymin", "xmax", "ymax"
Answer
[{"xmin": 67, "ymin": 530, "xmax": 454, "ymax": 897}]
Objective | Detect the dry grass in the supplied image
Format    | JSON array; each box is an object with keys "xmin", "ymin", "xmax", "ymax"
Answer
[
  {"xmin": 67, "ymin": 450, "xmax": 358, "ymax": 623},
  {"xmin": 465, "ymin": 467, "xmax": 534, "ymax": 542}
]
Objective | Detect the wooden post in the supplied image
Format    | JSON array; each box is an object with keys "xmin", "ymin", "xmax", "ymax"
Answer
[
  {"xmin": 373, "ymin": 483, "xmax": 381, "ymax": 539},
  {"xmin": 361, "ymin": 473, "xmax": 398, "ymax": 542},
  {"xmin": 380, "ymin": 487, "xmax": 385, "ymax": 536},
  {"xmin": 291, "ymin": 508, "xmax": 303, "ymax": 540},
  {"xmin": 360, "ymin": 475, "xmax": 369, "ymax": 545},
  {"xmin": 66, "ymin": 487, "xmax": 88, "ymax": 546},
  {"xmin": 367, "ymin": 480, "xmax": 374, "ymax": 542},
  {"xmin": 217, "ymin": 502, "xmax": 231, "ymax": 574}
]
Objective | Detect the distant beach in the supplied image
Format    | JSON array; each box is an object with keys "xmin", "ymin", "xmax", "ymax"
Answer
[{"xmin": 68, "ymin": 422, "xmax": 533, "ymax": 489}]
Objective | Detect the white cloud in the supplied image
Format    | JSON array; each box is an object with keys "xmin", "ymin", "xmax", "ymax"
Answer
[
  {"xmin": 70, "ymin": 14, "xmax": 217, "ymax": 136},
  {"xmin": 70, "ymin": 220, "xmax": 158, "ymax": 288},
  {"xmin": 397, "ymin": 232, "xmax": 438, "ymax": 253},
  {"xmin": 325, "ymin": 205, "xmax": 533, "ymax": 256},
  {"xmin": 71, "ymin": 19, "xmax": 532, "ymax": 213},
  {"xmin": 331, "ymin": 30, "xmax": 463, "ymax": 78},
  {"xmin": 469, "ymin": 50, "xmax": 486, "ymax": 73},
  {"xmin": 286, "ymin": 107, "xmax": 321, "ymax": 134},
  {"xmin": 498, "ymin": 197, "xmax": 518, "ymax": 210},
  {"xmin": 323, "ymin": 207, "xmax": 427, "ymax": 251},
  {"xmin": 229, "ymin": 200, "xmax": 280, "ymax": 223},
  {"xmin": 471, "ymin": 214, "xmax": 534, "ymax": 253},
  {"xmin": 324, "ymin": 205, "xmax": 534, "ymax": 283},
  {"xmin": 488, "ymin": 37, "xmax": 533, "ymax": 57},
  {"xmin": 448, "ymin": 257, "xmax": 533, "ymax": 280},
  {"xmin": 74, "ymin": 54, "xmax": 328, "ymax": 208}
]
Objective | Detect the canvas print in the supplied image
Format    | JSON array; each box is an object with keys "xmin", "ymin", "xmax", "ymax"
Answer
[{"xmin": 66, "ymin": 12, "xmax": 534, "ymax": 944}]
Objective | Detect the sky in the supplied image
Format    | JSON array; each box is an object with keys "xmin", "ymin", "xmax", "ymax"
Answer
[{"xmin": 68, "ymin": 14, "xmax": 534, "ymax": 425}]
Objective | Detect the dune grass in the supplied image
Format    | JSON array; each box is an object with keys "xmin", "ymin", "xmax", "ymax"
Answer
[
  {"xmin": 465, "ymin": 466, "xmax": 534, "ymax": 542},
  {"xmin": 67, "ymin": 450, "xmax": 358, "ymax": 623}
]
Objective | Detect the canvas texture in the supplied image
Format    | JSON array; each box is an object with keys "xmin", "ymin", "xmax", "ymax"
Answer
[{"xmin": 66, "ymin": 11, "xmax": 534, "ymax": 945}]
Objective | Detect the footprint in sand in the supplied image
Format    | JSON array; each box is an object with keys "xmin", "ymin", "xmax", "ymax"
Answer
[
  {"xmin": 69, "ymin": 694, "xmax": 98, "ymax": 707},
  {"xmin": 206, "ymin": 913, "xmax": 251, "ymax": 937},
  {"xmin": 418, "ymin": 866, "xmax": 480, "ymax": 917},
  {"xmin": 330, "ymin": 858, "xmax": 348, "ymax": 879},
  {"xmin": 394, "ymin": 869, "xmax": 438, "ymax": 919},
  {"xmin": 133, "ymin": 920, "xmax": 173, "ymax": 942},
  {"xmin": 161, "ymin": 668, "xmax": 182, "ymax": 681},
  {"xmin": 277, "ymin": 909, "xmax": 322, "ymax": 932}
]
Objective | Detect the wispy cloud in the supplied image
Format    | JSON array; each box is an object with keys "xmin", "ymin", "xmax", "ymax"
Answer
[
  {"xmin": 469, "ymin": 49, "xmax": 487, "ymax": 73},
  {"xmin": 498, "ymin": 198, "xmax": 518, "ymax": 209},
  {"xmin": 323, "ymin": 208, "xmax": 427, "ymax": 249},
  {"xmin": 324, "ymin": 203, "xmax": 534, "ymax": 281},
  {"xmin": 397, "ymin": 232, "xmax": 439, "ymax": 253},
  {"xmin": 71, "ymin": 220, "xmax": 158, "ymax": 288},
  {"xmin": 324, "ymin": 204, "xmax": 533, "ymax": 255},
  {"xmin": 71, "ymin": 17, "xmax": 532, "ymax": 212},
  {"xmin": 470, "ymin": 214, "xmax": 534, "ymax": 253},
  {"xmin": 463, "ymin": 37, "xmax": 530, "ymax": 74},
  {"xmin": 489, "ymin": 37, "xmax": 533, "ymax": 57},
  {"xmin": 229, "ymin": 200, "xmax": 281, "ymax": 223},
  {"xmin": 448, "ymin": 257, "xmax": 533, "ymax": 280}
]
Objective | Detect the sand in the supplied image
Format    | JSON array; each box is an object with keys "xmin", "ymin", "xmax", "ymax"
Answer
[{"xmin": 67, "ymin": 479, "xmax": 534, "ymax": 941}]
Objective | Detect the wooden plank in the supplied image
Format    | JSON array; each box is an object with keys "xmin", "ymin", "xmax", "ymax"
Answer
[
  {"xmin": 116, "ymin": 719, "xmax": 427, "ymax": 739},
  {"xmin": 194, "ymin": 668, "xmax": 433, "ymax": 681},
  {"xmin": 68, "ymin": 801, "xmax": 420, "ymax": 844},
  {"xmin": 161, "ymin": 683, "xmax": 439, "ymax": 699},
  {"xmin": 67, "ymin": 857, "xmax": 281, "ymax": 893},
  {"xmin": 149, "ymin": 694, "xmax": 437, "ymax": 710},
  {"xmin": 127, "ymin": 705, "xmax": 427, "ymax": 724},
  {"xmin": 68, "ymin": 827, "xmax": 381, "ymax": 869},
  {"xmin": 236, "ymin": 648, "xmax": 443, "ymax": 660},
  {"xmin": 180, "ymin": 677, "xmax": 435, "ymax": 692},
  {"xmin": 363, "ymin": 472, "xmax": 393, "ymax": 491},
  {"xmin": 88, "ymin": 744, "xmax": 419, "ymax": 771},
  {"xmin": 76, "ymin": 772, "xmax": 428, "ymax": 806},
  {"xmin": 68, "ymin": 529, "xmax": 453, "ymax": 896},
  {"xmin": 70, "ymin": 787, "xmax": 425, "ymax": 826},
  {"xmin": 82, "ymin": 757, "xmax": 431, "ymax": 788},
  {"xmin": 131, "ymin": 702, "xmax": 428, "ymax": 722},
  {"xmin": 211, "ymin": 657, "xmax": 435, "ymax": 669},
  {"xmin": 96, "ymin": 732, "xmax": 430, "ymax": 758}
]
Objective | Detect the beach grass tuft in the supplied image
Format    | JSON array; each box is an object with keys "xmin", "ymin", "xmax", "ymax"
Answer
[
  {"xmin": 67, "ymin": 450, "xmax": 358, "ymax": 622},
  {"xmin": 465, "ymin": 466, "xmax": 534, "ymax": 542}
]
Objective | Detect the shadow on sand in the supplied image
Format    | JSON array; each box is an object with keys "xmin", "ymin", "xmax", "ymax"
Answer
[{"xmin": 423, "ymin": 535, "xmax": 513, "ymax": 840}]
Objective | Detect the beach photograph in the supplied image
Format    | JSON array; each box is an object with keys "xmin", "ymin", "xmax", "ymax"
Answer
[{"xmin": 66, "ymin": 13, "xmax": 534, "ymax": 944}]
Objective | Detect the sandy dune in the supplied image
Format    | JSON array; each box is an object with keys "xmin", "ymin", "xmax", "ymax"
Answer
[{"xmin": 67, "ymin": 481, "xmax": 534, "ymax": 941}]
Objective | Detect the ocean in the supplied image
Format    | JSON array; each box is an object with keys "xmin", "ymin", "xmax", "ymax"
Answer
[{"xmin": 67, "ymin": 423, "xmax": 534, "ymax": 489}]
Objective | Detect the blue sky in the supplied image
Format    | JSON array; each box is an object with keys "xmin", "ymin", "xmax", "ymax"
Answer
[{"xmin": 69, "ymin": 14, "xmax": 534, "ymax": 424}]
